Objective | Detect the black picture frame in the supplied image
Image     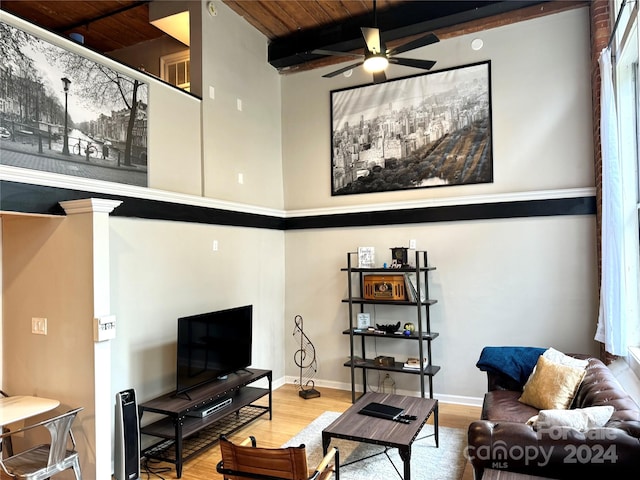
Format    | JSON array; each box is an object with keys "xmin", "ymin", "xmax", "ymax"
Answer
[{"xmin": 330, "ymin": 61, "xmax": 493, "ymax": 196}]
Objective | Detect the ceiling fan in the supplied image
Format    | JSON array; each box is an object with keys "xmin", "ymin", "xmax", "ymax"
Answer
[{"xmin": 310, "ymin": 0, "xmax": 440, "ymax": 83}]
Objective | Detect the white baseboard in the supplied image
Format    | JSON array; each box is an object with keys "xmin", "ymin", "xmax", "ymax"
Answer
[{"xmin": 283, "ymin": 375, "xmax": 483, "ymax": 407}]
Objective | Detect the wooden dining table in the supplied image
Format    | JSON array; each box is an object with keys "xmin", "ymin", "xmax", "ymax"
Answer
[{"xmin": 0, "ymin": 395, "xmax": 60, "ymax": 425}]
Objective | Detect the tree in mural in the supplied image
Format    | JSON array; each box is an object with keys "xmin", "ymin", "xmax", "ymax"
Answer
[
  {"xmin": 43, "ymin": 48, "xmax": 146, "ymax": 166},
  {"xmin": 0, "ymin": 22, "xmax": 32, "ymax": 65},
  {"xmin": 1, "ymin": 21, "xmax": 147, "ymax": 167}
]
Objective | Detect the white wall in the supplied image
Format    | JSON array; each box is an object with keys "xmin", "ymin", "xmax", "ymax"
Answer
[
  {"xmin": 284, "ymin": 215, "xmax": 598, "ymax": 402},
  {"xmin": 199, "ymin": 1, "xmax": 284, "ymax": 210},
  {"xmin": 109, "ymin": 217, "xmax": 285, "ymax": 402},
  {"xmin": 281, "ymin": 7, "xmax": 598, "ymax": 403},
  {"xmin": 281, "ymin": 8, "xmax": 593, "ymax": 209}
]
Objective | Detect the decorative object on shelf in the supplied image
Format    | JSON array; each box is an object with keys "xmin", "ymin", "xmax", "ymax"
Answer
[
  {"xmin": 403, "ymin": 322, "xmax": 415, "ymax": 332},
  {"xmin": 375, "ymin": 322, "xmax": 401, "ymax": 334},
  {"xmin": 358, "ymin": 246, "xmax": 375, "ymax": 268},
  {"xmin": 363, "ymin": 275, "xmax": 406, "ymax": 300},
  {"xmin": 404, "ymin": 272, "xmax": 426, "ymax": 302},
  {"xmin": 374, "ymin": 355, "xmax": 396, "ymax": 366},
  {"xmin": 390, "ymin": 247, "xmax": 409, "ymax": 268},
  {"xmin": 292, "ymin": 315, "xmax": 320, "ymax": 399},
  {"xmin": 404, "ymin": 357, "xmax": 428, "ymax": 369},
  {"xmin": 357, "ymin": 313, "xmax": 371, "ymax": 329}
]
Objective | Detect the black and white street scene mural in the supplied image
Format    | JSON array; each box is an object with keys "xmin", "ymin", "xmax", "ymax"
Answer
[
  {"xmin": 0, "ymin": 20, "xmax": 148, "ymax": 187},
  {"xmin": 331, "ymin": 61, "xmax": 493, "ymax": 196}
]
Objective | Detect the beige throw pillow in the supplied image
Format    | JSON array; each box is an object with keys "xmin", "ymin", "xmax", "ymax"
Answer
[{"xmin": 519, "ymin": 355, "xmax": 586, "ymax": 410}]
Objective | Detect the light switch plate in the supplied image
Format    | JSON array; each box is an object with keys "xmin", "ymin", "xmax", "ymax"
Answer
[
  {"xmin": 32, "ymin": 317, "xmax": 47, "ymax": 335},
  {"xmin": 94, "ymin": 315, "xmax": 116, "ymax": 342}
]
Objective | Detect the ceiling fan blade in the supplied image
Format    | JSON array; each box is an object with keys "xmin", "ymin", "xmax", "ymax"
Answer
[
  {"xmin": 387, "ymin": 33, "xmax": 439, "ymax": 56},
  {"xmin": 322, "ymin": 61, "xmax": 365, "ymax": 78},
  {"xmin": 389, "ymin": 57, "xmax": 437, "ymax": 70},
  {"xmin": 361, "ymin": 27, "xmax": 382, "ymax": 54},
  {"xmin": 373, "ymin": 70, "xmax": 387, "ymax": 84},
  {"xmin": 311, "ymin": 49, "xmax": 364, "ymax": 59}
]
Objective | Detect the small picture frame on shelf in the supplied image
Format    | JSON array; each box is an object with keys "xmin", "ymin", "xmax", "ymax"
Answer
[
  {"xmin": 357, "ymin": 313, "xmax": 371, "ymax": 329},
  {"xmin": 358, "ymin": 246, "xmax": 375, "ymax": 268}
]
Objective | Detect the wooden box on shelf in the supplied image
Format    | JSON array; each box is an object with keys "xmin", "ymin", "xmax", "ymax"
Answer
[{"xmin": 363, "ymin": 275, "xmax": 406, "ymax": 300}]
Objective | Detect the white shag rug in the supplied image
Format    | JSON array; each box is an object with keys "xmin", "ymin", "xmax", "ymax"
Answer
[{"xmin": 282, "ymin": 411, "xmax": 467, "ymax": 480}]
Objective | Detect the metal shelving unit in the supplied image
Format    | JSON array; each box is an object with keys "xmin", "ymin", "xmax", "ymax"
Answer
[{"xmin": 342, "ymin": 250, "xmax": 439, "ymax": 402}]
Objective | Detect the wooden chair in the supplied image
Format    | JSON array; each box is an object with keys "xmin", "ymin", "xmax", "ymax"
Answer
[
  {"xmin": 0, "ymin": 407, "xmax": 83, "ymax": 480},
  {"xmin": 216, "ymin": 435, "xmax": 339, "ymax": 480}
]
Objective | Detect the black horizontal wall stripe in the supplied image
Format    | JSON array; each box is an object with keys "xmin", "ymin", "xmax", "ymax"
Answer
[
  {"xmin": 0, "ymin": 181, "xmax": 285, "ymax": 229},
  {"xmin": 114, "ymin": 197, "xmax": 286, "ymax": 230},
  {"xmin": 284, "ymin": 196, "xmax": 596, "ymax": 229},
  {"xmin": 0, "ymin": 181, "xmax": 595, "ymax": 230}
]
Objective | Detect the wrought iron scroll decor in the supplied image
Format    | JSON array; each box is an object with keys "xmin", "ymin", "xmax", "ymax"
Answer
[{"xmin": 292, "ymin": 314, "xmax": 321, "ymax": 399}]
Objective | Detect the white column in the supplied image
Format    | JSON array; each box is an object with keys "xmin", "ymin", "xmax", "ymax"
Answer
[{"xmin": 60, "ymin": 198, "xmax": 122, "ymax": 480}]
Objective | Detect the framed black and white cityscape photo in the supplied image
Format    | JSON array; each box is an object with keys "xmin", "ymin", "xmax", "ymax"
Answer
[{"xmin": 330, "ymin": 61, "xmax": 493, "ymax": 196}]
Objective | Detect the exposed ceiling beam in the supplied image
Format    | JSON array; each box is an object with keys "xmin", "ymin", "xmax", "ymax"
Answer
[
  {"xmin": 268, "ymin": 0, "xmax": 548, "ymax": 72},
  {"xmin": 59, "ymin": 1, "xmax": 151, "ymax": 32}
]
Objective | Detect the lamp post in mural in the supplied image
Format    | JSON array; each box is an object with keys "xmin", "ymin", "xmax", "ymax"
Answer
[
  {"xmin": 61, "ymin": 77, "xmax": 71, "ymax": 155},
  {"xmin": 36, "ymin": 81, "xmax": 43, "ymax": 154}
]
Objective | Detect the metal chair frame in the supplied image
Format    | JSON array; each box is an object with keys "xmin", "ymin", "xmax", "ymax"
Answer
[
  {"xmin": 0, "ymin": 407, "xmax": 83, "ymax": 480},
  {"xmin": 0, "ymin": 391, "xmax": 13, "ymax": 458}
]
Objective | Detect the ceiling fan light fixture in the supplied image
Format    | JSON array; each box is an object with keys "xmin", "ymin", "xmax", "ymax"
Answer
[{"xmin": 363, "ymin": 55, "xmax": 388, "ymax": 73}]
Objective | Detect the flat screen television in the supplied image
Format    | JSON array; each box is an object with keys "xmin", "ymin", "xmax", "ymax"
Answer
[{"xmin": 176, "ymin": 305, "xmax": 252, "ymax": 395}]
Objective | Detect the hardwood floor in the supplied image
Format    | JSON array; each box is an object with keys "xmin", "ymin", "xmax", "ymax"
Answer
[{"xmin": 141, "ymin": 383, "xmax": 481, "ymax": 480}]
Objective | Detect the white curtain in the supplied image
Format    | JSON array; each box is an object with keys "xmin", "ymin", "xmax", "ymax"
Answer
[{"xmin": 594, "ymin": 46, "xmax": 627, "ymax": 356}]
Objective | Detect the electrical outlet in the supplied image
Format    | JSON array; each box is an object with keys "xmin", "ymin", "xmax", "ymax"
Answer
[{"xmin": 409, "ymin": 239, "xmax": 416, "ymax": 249}]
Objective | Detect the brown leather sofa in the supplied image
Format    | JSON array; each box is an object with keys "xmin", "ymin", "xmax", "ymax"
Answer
[{"xmin": 467, "ymin": 355, "xmax": 640, "ymax": 479}]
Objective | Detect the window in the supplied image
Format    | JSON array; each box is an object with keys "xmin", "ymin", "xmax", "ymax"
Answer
[
  {"xmin": 611, "ymin": 0, "xmax": 640, "ymax": 359},
  {"xmin": 160, "ymin": 51, "xmax": 190, "ymax": 92}
]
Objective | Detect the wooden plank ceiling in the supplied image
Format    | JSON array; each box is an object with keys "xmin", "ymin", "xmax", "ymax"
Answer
[
  {"xmin": 0, "ymin": 1, "xmax": 163, "ymax": 51},
  {"xmin": 0, "ymin": 0, "xmax": 576, "ymax": 73}
]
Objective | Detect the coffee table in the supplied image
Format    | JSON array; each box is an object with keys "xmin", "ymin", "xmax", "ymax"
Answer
[{"xmin": 322, "ymin": 392, "xmax": 438, "ymax": 480}]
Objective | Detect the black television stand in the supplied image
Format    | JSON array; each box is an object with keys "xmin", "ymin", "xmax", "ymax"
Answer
[{"xmin": 139, "ymin": 368, "xmax": 272, "ymax": 478}]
